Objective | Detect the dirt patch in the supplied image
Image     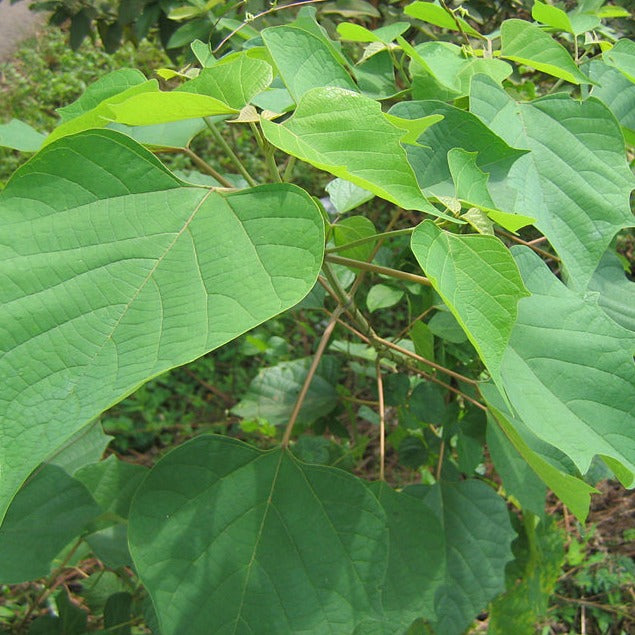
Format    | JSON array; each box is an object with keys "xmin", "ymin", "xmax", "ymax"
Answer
[{"xmin": 0, "ymin": 2, "xmax": 46, "ymax": 63}]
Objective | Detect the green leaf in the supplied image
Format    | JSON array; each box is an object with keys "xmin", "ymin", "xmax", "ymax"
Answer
[
  {"xmin": 326, "ymin": 178, "xmax": 374, "ymax": 214},
  {"xmin": 107, "ymin": 119, "xmax": 208, "ymax": 149},
  {"xmin": 56, "ymin": 68, "xmax": 147, "ymax": 123},
  {"xmin": 337, "ymin": 21, "xmax": 410, "ymax": 44},
  {"xmin": 604, "ymin": 39, "xmax": 635, "ymax": 83},
  {"xmin": 0, "ymin": 119, "xmax": 47, "ymax": 152},
  {"xmin": 501, "ymin": 19, "xmax": 592, "ymax": 84},
  {"xmin": 531, "ymin": 1, "xmax": 573, "ymax": 33},
  {"xmin": 447, "ymin": 148, "xmax": 535, "ymax": 232},
  {"xmin": 585, "ymin": 60, "xmax": 635, "ymax": 146},
  {"xmin": 128, "ymin": 435, "xmax": 388, "ymax": 634},
  {"xmin": 0, "ymin": 129, "xmax": 324, "ymax": 524},
  {"xmin": 85, "ymin": 525, "xmax": 132, "ymax": 568},
  {"xmin": 408, "ymin": 480, "xmax": 515, "ymax": 635},
  {"xmin": 367, "ymin": 284, "xmax": 404, "ymax": 312},
  {"xmin": 261, "ymin": 87, "xmax": 443, "ymax": 216},
  {"xmin": 107, "ymin": 91, "xmax": 237, "ymax": 125},
  {"xmin": 44, "ymin": 79, "xmax": 158, "ymax": 145},
  {"xmin": 179, "ymin": 53, "xmax": 273, "ymax": 110},
  {"xmin": 332, "ymin": 215, "xmax": 377, "ymax": 260},
  {"xmin": 588, "ymin": 250, "xmax": 635, "ymax": 332},
  {"xmin": 404, "ymin": 41, "xmax": 512, "ymax": 101},
  {"xmin": 0, "ymin": 465, "xmax": 100, "ymax": 583},
  {"xmin": 486, "ymin": 417, "xmax": 546, "ymax": 517},
  {"xmin": 427, "ymin": 310, "xmax": 467, "ymax": 344},
  {"xmin": 501, "ymin": 247, "xmax": 635, "ymax": 486},
  {"xmin": 262, "ymin": 17, "xmax": 356, "ymax": 102},
  {"xmin": 483, "ymin": 384, "xmax": 596, "ymax": 523},
  {"xmin": 76, "ymin": 455, "xmax": 147, "ymax": 518},
  {"xmin": 470, "ymin": 75, "xmax": 634, "ymax": 289},
  {"xmin": 354, "ymin": 50, "xmax": 400, "ymax": 100},
  {"xmin": 410, "ymin": 321, "xmax": 435, "ymax": 362},
  {"xmin": 411, "ymin": 222, "xmax": 529, "ymax": 388},
  {"xmin": 49, "ymin": 420, "xmax": 113, "ymax": 475},
  {"xmin": 390, "ymin": 100, "xmax": 526, "ymax": 203},
  {"xmin": 232, "ymin": 358, "xmax": 339, "ymax": 426},
  {"xmin": 404, "ymin": 1, "xmax": 481, "ymax": 37},
  {"xmin": 104, "ymin": 592, "xmax": 133, "ymax": 635},
  {"xmin": 370, "ymin": 482, "xmax": 445, "ymax": 627}
]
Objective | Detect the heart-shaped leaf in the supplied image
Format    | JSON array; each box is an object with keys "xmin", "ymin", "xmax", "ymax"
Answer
[{"xmin": 0, "ymin": 129, "xmax": 324, "ymax": 523}]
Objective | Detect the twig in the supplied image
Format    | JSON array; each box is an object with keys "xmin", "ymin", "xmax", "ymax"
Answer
[
  {"xmin": 282, "ymin": 305, "xmax": 345, "ymax": 447},
  {"xmin": 375, "ymin": 357, "xmax": 386, "ymax": 481},
  {"xmin": 325, "ymin": 253, "xmax": 431, "ymax": 286},
  {"xmin": 182, "ymin": 147, "xmax": 235, "ymax": 188},
  {"xmin": 213, "ymin": 0, "xmax": 329, "ymax": 54}
]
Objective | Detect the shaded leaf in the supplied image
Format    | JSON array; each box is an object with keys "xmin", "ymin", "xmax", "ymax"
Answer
[
  {"xmin": 333, "ymin": 215, "xmax": 377, "ymax": 260},
  {"xmin": 604, "ymin": 38, "xmax": 635, "ymax": 83},
  {"xmin": 0, "ymin": 119, "xmax": 46, "ymax": 152},
  {"xmin": 367, "ymin": 284, "xmax": 404, "ymax": 312},
  {"xmin": 49, "ymin": 420, "xmax": 113, "ymax": 475},
  {"xmin": 326, "ymin": 177, "xmax": 374, "ymax": 214},
  {"xmin": 128, "ymin": 435, "xmax": 388, "ymax": 634},
  {"xmin": 232, "ymin": 357, "xmax": 339, "ymax": 426},
  {"xmin": 0, "ymin": 465, "xmax": 100, "ymax": 583}
]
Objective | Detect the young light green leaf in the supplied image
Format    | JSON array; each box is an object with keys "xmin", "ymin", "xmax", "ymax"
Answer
[
  {"xmin": 407, "ymin": 480, "xmax": 515, "ymax": 635},
  {"xmin": 501, "ymin": 247, "xmax": 635, "ymax": 485},
  {"xmin": 0, "ymin": 129, "xmax": 324, "ymax": 524},
  {"xmin": 411, "ymin": 221, "xmax": 529, "ymax": 388},
  {"xmin": 483, "ymin": 383, "xmax": 596, "ymax": 522},
  {"xmin": 531, "ymin": 0, "xmax": 574, "ymax": 33},
  {"xmin": 470, "ymin": 75, "xmax": 634, "ymax": 289},
  {"xmin": 107, "ymin": 91, "xmax": 237, "ymax": 125},
  {"xmin": 56, "ymin": 68, "xmax": 147, "ymax": 123},
  {"xmin": 128, "ymin": 435, "xmax": 388, "ymax": 634},
  {"xmin": 262, "ymin": 12, "xmax": 357, "ymax": 102},
  {"xmin": 44, "ymin": 79, "xmax": 158, "ymax": 145},
  {"xmin": 0, "ymin": 465, "xmax": 100, "ymax": 584},
  {"xmin": 261, "ymin": 87, "xmax": 444, "ymax": 217},
  {"xmin": 405, "ymin": 1, "xmax": 481, "ymax": 37},
  {"xmin": 231, "ymin": 358, "xmax": 339, "ymax": 426},
  {"xmin": 337, "ymin": 21, "xmax": 410, "ymax": 44},
  {"xmin": 0, "ymin": 119, "xmax": 47, "ymax": 152},
  {"xmin": 178, "ymin": 53, "xmax": 273, "ymax": 109},
  {"xmin": 501, "ymin": 19, "xmax": 592, "ymax": 84}
]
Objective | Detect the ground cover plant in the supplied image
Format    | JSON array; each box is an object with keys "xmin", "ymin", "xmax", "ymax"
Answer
[{"xmin": 0, "ymin": 0, "xmax": 634, "ymax": 633}]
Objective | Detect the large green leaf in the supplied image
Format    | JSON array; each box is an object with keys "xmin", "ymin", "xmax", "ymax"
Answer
[
  {"xmin": 128, "ymin": 435, "xmax": 388, "ymax": 634},
  {"xmin": 411, "ymin": 221, "xmax": 529, "ymax": 388},
  {"xmin": 179, "ymin": 54, "xmax": 273, "ymax": 110},
  {"xmin": 0, "ymin": 129, "xmax": 324, "ymax": 524},
  {"xmin": 470, "ymin": 75, "xmax": 634, "ymax": 289},
  {"xmin": 262, "ymin": 11, "xmax": 356, "ymax": 102},
  {"xmin": 370, "ymin": 482, "xmax": 445, "ymax": 628},
  {"xmin": 0, "ymin": 465, "xmax": 100, "ymax": 583},
  {"xmin": 407, "ymin": 480, "xmax": 515, "ymax": 635},
  {"xmin": 261, "ymin": 87, "xmax": 443, "ymax": 216},
  {"xmin": 483, "ymin": 384, "xmax": 596, "ymax": 522},
  {"xmin": 501, "ymin": 247, "xmax": 635, "ymax": 485},
  {"xmin": 588, "ymin": 250, "xmax": 635, "ymax": 332},
  {"xmin": 231, "ymin": 357, "xmax": 339, "ymax": 426},
  {"xmin": 500, "ymin": 19, "xmax": 591, "ymax": 84}
]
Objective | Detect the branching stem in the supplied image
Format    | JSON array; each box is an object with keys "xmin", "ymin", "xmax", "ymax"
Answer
[{"xmin": 325, "ymin": 254, "xmax": 431, "ymax": 287}]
